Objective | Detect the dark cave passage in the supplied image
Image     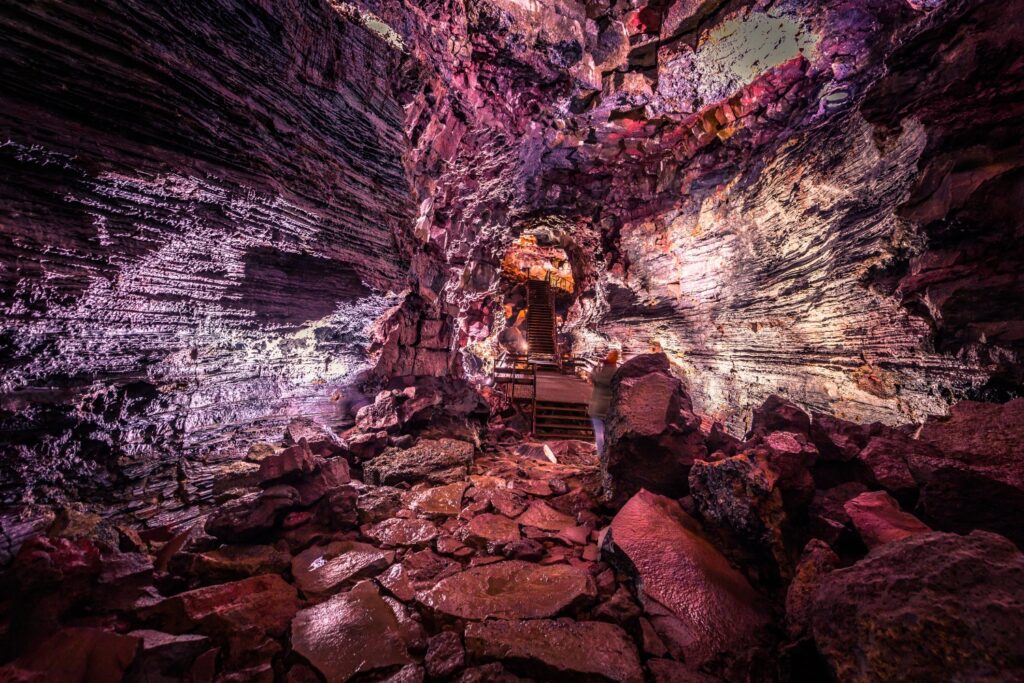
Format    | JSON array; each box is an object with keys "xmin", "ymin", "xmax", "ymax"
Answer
[{"xmin": 1, "ymin": 0, "xmax": 1024, "ymax": 681}]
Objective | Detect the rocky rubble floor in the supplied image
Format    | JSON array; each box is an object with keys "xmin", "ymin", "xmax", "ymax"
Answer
[{"xmin": 1, "ymin": 366, "xmax": 1024, "ymax": 681}]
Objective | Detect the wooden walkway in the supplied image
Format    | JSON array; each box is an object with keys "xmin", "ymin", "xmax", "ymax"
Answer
[{"xmin": 535, "ymin": 372, "xmax": 591, "ymax": 405}]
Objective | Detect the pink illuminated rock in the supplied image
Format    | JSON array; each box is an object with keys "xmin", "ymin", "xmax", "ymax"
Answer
[
  {"xmin": 365, "ymin": 517, "xmax": 439, "ymax": 548},
  {"xmin": 465, "ymin": 619, "xmax": 643, "ymax": 683},
  {"xmin": 460, "ymin": 513, "xmax": 521, "ymax": 546},
  {"xmin": 363, "ymin": 438, "xmax": 474, "ymax": 486},
  {"xmin": 516, "ymin": 501, "xmax": 576, "ymax": 532},
  {"xmin": 140, "ymin": 574, "xmax": 297, "ymax": 667},
  {"xmin": 811, "ymin": 531, "xmax": 1024, "ymax": 681},
  {"xmin": 0, "ymin": 628, "xmax": 140, "ymax": 682},
  {"xmin": 602, "ymin": 354, "xmax": 706, "ymax": 506},
  {"xmin": 416, "ymin": 560, "xmax": 594, "ymax": 620},
  {"xmin": 291, "ymin": 541, "xmax": 394, "ymax": 596},
  {"xmin": 606, "ymin": 490, "xmax": 770, "ymax": 667},
  {"xmin": 843, "ymin": 491, "xmax": 931, "ymax": 548},
  {"xmin": 291, "ymin": 582, "xmax": 411, "ymax": 682}
]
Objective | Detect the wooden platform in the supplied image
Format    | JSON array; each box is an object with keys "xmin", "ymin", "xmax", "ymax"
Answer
[{"xmin": 535, "ymin": 372, "xmax": 591, "ymax": 405}]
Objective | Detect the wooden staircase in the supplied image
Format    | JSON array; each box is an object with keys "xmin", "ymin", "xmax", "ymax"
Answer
[
  {"xmin": 533, "ymin": 400, "xmax": 593, "ymax": 440},
  {"xmin": 526, "ymin": 279, "xmax": 558, "ymax": 367},
  {"xmin": 491, "ymin": 278, "xmax": 596, "ymax": 441}
]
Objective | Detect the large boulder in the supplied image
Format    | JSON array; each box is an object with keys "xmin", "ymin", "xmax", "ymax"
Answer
[
  {"xmin": 811, "ymin": 531, "xmax": 1024, "ymax": 681},
  {"xmin": 464, "ymin": 619, "xmax": 643, "ymax": 683},
  {"xmin": 0, "ymin": 627, "xmax": 141, "ymax": 682},
  {"xmin": 604, "ymin": 490, "xmax": 771, "ymax": 669},
  {"xmin": 363, "ymin": 438, "xmax": 475, "ymax": 486},
  {"xmin": 602, "ymin": 354, "xmax": 706, "ymax": 506},
  {"xmin": 912, "ymin": 399, "xmax": 1024, "ymax": 546},
  {"xmin": 139, "ymin": 574, "xmax": 298, "ymax": 669}
]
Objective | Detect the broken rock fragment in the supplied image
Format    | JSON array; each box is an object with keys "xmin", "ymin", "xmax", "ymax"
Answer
[
  {"xmin": 416, "ymin": 560, "xmax": 594, "ymax": 620},
  {"xmin": 291, "ymin": 581, "xmax": 411, "ymax": 681},
  {"xmin": 606, "ymin": 489, "xmax": 770, "ymax": 668},
  {"xmin": 465, "ymin": 618, "xmax": 643, "ymax": 683},
  {"xmin": 291, "ymin": 540, "xmax": 394, "ymax": 596},
  {"xmin": 843, "ymin": 490, "xmax": 931, "ymax": 548},
  {"xmin": 363, "ymin": 438, "xmax": 474, "ymax": 486}
]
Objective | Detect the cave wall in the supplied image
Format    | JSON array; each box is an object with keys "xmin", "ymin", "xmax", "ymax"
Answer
[
  {"xmin": 0, "ymin": 1, "xmax": 415, "ymax": 521},
  {"xmin": 525, "ymin": 0, "xmax": 1024, "ymax": 433}
]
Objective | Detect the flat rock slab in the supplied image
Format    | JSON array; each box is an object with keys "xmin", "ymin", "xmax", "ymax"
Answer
[
  {"xmin": 366, "ymin": 518, "xmax": 439, "ymax": 547},
  {"xmin": 292, "ymin": 541, "xmax": 394, "ymax": 596},
  {"xmin": 408, "ymin": 482, "xmax": 468, "ymax": 516},
  {"xmin": 416, "ymin": 560, "xmax": 594, "ymax": 620},
  {"xmin": 516, "ymin": 501, "xmax": 576, "ymax": 532},
  {"xmin": 461, "ymin": 513, "xmax": 521, "ymax": 546},
  {"xmin": 363, "ymin": 439, "xmax": 474, "ymax": 486},
  {"xmin": 190, "ymin": 544, "xmax": 291, "ymax": 580},
  {"xmin": 843, "ymin": 491, "xmax": 930, "ymax": 548},
  {"xmin": 465, "ymin": 618, "xmax": 643, "ymax": 683},
  {"xmin": 292, "ymin": 582, "xmax": 411, "ymax": 681},
  {"xmin": 141, "ymin": 573, "xmax": 297, "ymax": 636},
  {"xmin": 607, "ymin": 489, "xmax": 770, "ymax": 667}
]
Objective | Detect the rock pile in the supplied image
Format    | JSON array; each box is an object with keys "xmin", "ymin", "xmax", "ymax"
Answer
[{"xmin": 1, "ymin": 374, "xmax": 1022, "ymax": 681}]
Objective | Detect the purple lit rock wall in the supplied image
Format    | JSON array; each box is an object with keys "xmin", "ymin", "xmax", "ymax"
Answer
[{"xmin": 0, "ymin": 1, "xmax": 415, "ymax": 522}]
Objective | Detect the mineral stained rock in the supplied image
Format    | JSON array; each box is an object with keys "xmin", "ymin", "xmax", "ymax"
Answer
[{"xmin": 811, "ymin": 531, "xmax": 1024, "ymax": 682}]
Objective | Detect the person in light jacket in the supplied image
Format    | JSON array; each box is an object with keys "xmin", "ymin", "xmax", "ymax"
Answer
[{"xmin": 588, "ymin": 350, "xmax": 619, "ymax": 455}]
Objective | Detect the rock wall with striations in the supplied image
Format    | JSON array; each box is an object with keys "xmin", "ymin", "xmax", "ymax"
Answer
[{"xmin": 0, "ymin": 1, "xmax": 415, "ymax": 522}]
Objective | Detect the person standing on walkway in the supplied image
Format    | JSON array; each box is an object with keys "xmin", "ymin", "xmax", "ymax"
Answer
[{"xmin": 588, "ymin": 350, "xmax": 619, "ymax": 456}]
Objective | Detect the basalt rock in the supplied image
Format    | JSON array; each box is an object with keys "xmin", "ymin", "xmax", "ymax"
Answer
[
  {"xmin": 811, "ymin": 531, "xmax": 1024, "ymax": 682},
  {"xmin": 363, "ymin": 439, "xmax": 475, "ymax": 487},
  {"xmin": 843, "ymin": 491, "xmax": 931, "ymax": 549},
  {"xmin": 911, "ymin": 399, "xmax": 1024, "ymax": 546},
  {"xmin": 602, "ymin": 354, "xmax": 706, "ymax": 506},
  {"xmin": 464, "ymin": 618, "xmax": 643, "ymax": 683},
  {"xmin": 605, "ymin": 490, "xmax": 771, "ymax": 669},
  {"xmin": 291, "ymin": 581, "xmax": 411, "ymax": 682},
  {"xmin": 415, "ymin": 560, "xmax": 595, "ymax": 621}
]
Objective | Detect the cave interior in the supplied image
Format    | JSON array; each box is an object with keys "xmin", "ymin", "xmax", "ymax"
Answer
[{"xmin": 1, "ymin": 0, "xmax": 1023, "ymax": 681}]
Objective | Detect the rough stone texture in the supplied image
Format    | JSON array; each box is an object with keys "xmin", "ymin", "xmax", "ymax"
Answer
[
  {"xmin": 464, "ymin": 619, "xmax": 643, "ymax": 683},
  {"xmin": 363, "ymin": 439, "xmax": 475, "ymax": 487},
  {"xmin": 0, "ymin": 0, "xmax": 415, "ymax": 528},
  {"xmin": 416, "ymin": 560, "xmax": 594, "ymax": 621},
  {"xmin": 912, "ymin": 399, "xmax": 1024, "ymax": 546},
  {"xmin": 602, "ymin": 354, "xmax": 706, "ymax": 506},
  {"xmin": 0, "ymin": 627, "xmax": 141, "ymax": 682},
  {"xmin": 689, "ymin": 454, "xmax": 792, "ymax": 579},
  {"xmin": 291, "ymin": 581, "xmax": 411, "ymax": 682},
  {"xmin": 811, "ymin": 531, "xmax": 1024, "ymax": 682},
  {"xmin": 606, "ymin": 490, "xmax": 770, "ymax": 668}
]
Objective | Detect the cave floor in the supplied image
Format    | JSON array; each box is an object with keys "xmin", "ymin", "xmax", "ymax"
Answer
[{"xmin": 2, "ymin": 430, "xmax": 669, "ymax": 682}]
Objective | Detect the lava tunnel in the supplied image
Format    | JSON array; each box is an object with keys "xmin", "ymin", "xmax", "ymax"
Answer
[{"xmin": 1, "ymin": 0, "xmax": 1023, "ymax": 680}]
